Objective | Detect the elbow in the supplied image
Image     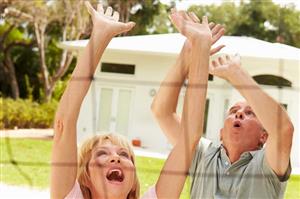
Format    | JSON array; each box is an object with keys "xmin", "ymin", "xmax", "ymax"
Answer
[
  {"xmin": 151, "ymin": 101, "xmax": 164, "ymax": 118},
  {"xmin": 285, "ymin": 121, "xmax": 294, "ymax": 138}
]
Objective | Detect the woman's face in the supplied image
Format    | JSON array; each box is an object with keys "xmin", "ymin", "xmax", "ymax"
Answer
[{"xmin": 88, "ymin": 140, "xmax": 136, "ymax": 199}]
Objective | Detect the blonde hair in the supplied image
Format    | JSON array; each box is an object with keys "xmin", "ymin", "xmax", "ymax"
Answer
[{"xmin": 77, "ymin": 133, "xmax": 140, "ymax": 199}]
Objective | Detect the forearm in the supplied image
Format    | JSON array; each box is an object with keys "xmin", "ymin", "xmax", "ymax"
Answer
[
  {"xmin": 151, "ymin": 41, "xmax": 189, "ymax": 145},
  {"xmin": 229, "ymin": 70, "xmax": 294, "ymax": 137},
  {"xmin": 156, "ymin": 41, "xmax": 211, "ymax": 199},
  {"xmin": 151, "ymin": 41, "xmax": 189, "ymax": 117},
  {"xmin": 183, "ymin": 41, "xmax": 210, "ymax": 143},
  {"xmin": 156, "ymin": 133, "xmax": 197, "ymax": 199}
]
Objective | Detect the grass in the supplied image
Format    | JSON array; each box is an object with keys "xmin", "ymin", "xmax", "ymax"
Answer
[{"xmin": 0, "ymin": 138, "xmax": 299, "ymax": 199}]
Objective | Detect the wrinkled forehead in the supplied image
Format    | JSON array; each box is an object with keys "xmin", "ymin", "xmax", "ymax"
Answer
[{"xmin": 229, "ymin": 101, "xmax": 251, "ymax": 110}]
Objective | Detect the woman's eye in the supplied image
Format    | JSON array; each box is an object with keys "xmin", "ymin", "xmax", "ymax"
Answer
[
  {"xmin": 96, "ymin": 150, "xmax": 107, "ymax": 156},
  {"xmin": 119, "ymin": 151, "xmax": 129, "ymax": 158}
]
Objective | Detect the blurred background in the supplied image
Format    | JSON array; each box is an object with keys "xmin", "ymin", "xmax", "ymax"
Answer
[{"xmin": 0, "ymin": 0, "xmax": 299, "ymax": 198}]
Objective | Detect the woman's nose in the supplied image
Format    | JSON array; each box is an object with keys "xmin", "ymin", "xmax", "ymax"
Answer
[{"xmin": 109, "ymin": 155, "xmax": 121, "ymax": 163}]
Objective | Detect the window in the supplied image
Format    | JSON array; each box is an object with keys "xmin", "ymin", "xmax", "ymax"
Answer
[
  {"xmin": 203, "ymin": 99, "xmax": 210, "ymax": 135},
  {"xmin": 253, "ymin": 75, "xmax": 292, "ymax": 88},
  {"xmin": 101, "ymin": 62, "xmax": 135, "ymax": 75}
]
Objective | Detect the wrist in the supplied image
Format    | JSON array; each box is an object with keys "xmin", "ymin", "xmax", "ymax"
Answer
[{"xmin": 192, "ymin": 38, "xmax": 212, "ymax": 50}]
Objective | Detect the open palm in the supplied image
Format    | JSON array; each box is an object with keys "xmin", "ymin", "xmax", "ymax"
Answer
[
  {"xmin": 85, "ymin": 1, "xmax": 135, "ymax": 37},
  {"xmin": 209, "ymin": 54, "xmax": 242, "ymax": 80}
]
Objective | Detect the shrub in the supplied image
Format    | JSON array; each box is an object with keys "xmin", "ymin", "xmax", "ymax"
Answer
[{"xmin": 0, "ymin": 98, "xmax": 57, "ymax": 129}]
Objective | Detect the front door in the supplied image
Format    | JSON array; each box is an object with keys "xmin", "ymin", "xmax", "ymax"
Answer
[{"xmin": 97, "ymin": 87, "xmax": 133, "ymax": 136}]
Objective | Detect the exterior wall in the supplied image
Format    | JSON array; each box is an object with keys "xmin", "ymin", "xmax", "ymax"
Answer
[{"xmin": 77, "ymin": 50, "xmax": 300, "ymax": 172}]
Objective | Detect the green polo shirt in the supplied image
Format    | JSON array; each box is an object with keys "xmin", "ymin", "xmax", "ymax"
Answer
[{"xmin": 189, "ymin": 139, "xmax": 291, "ymax": 199}]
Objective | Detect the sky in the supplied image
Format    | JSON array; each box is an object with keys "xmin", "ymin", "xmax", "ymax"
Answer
[{"xmin": 160, "ymin": 0, "xmax": 300, "ymax": 10}]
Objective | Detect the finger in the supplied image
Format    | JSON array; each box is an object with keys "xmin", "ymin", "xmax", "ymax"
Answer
[
  {"xmin": 211, "ymin": 24, "xmax": 222, "ymax": 35},
  {"xmin": 171, "ymin": 8, "xmax": 176, "ymax": 14},
  {"xmin": 112, "ymin": 11, "xmax": 119, "ymax": 21},
  {"xmin": 209, "ymin": 22, "xmax": 215, "ymax": 30},
  {"xmin": 105, "ymin": 6, "xmax": 113, "ymax": 16},
  {"xmin": 202, "ymin": 16, "xmax": 208, "ymax": 24},
  {"xmin": 212, "ymin": 27, "xmax": 225, "ymax": 44},
  {"xmin": 212, "ymin": 60, "xmax": 218, "ymax": 67},
  {"xmin": 209, "ymin": 64, "xmax": 215, "ymax": 75},
  {"xmin": 97, "ymin": 3, "xmax": 104, "ymax": 14},
  {"xmin": 122, "ymin": 21, "xmax": 136, "ymax": 32},
  {"xmin": 178, "ymin": 10, "xmax": 189, "ymax": 21},
  {"xmin": 188, "ymin": 12, "xmax": 200, "ymax": 23},
  {"xmin": 218, "ymin": 56, "xmax": 225, "ymax": 65},
  {"xmin": 85, "ymin": 1, "xmax": 96, "ymax": 15},
  {"xmin": 170, "ymin": 13, "xmax": 184, "ymax": 33},
  {"xmin": 210, "ymin": 45, "xmax": 225, "ymax": 55}
]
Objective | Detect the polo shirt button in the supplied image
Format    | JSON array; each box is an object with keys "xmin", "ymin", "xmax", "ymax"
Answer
[{"xmin": 225, "ymin": 161, "xmax": 228, "ymax": 166}]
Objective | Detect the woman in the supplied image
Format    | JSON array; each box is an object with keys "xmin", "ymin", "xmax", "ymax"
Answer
[
  {"xmin": 51, "ymin": 2, "xmax": 222, "ymax": 199},
  {"xmin": 51, "ymin": 2, "xmax": 139, "ymax": 199}
]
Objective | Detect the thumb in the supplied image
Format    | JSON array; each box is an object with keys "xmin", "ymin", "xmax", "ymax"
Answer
[{"xmin": 119, "ymin": 22, "xmax": 136, "ymax": 33}]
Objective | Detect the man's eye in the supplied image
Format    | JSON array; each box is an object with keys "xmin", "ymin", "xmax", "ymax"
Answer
[
  {"xmin": 230, "ymin": 109, "xmax": 237, "ymax": 114},
  {"xmin": 246, "ymin": 111, "xmax": 255, "ymax": 115}
]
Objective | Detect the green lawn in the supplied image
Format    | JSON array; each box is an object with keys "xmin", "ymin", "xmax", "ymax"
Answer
[{"xmin": 0, "ymin": 138, "xmax": 299, "ymax": 199}]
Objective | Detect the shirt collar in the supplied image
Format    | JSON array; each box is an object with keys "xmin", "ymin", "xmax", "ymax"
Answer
[{"xmin": 220, "ymin": 144, "xmax": 261, "ymax": 162}]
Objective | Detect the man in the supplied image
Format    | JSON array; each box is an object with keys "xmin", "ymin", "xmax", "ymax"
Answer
[{"xmin": 151, "ymin": 24, "xmax": 294, "ymax": 199}]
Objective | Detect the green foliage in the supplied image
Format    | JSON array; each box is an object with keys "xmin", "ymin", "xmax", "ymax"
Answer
[
  {"xmin": 0, "ymin": 24, "xmax": 30, "ymax": 46},
  {"xmin": 127, "ymin": 0, "xmax": 163, "ymax": 35},
  {"xmin": 0, "ymin": 98, "xmax": 57, "ymax": 129},
  {"xmin": 51, "ymin": 74, "xmax": 70, "ymax": 101},
  {"xmin": 188, "ymin": 0, "xmax": 300, "ymax": 48},
  {"xmin": 11, "ymin": 45, "xmax": 41, "ymax": 100}
]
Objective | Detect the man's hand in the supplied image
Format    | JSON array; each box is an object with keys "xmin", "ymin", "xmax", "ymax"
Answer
[
  {"xmin": 178, "ymin": 12, "xmax": 225, "ymax": 74},
  {"xmin": 85, "ymin": 1, "xmax": 135, "ymax": 37},
  {"xmin": 169, "ymin": 9, "xmax": 212, "ymax": 45},
  {"xmin": 209, "ymin": 54, "xmax": 243, "ymax": 81}
]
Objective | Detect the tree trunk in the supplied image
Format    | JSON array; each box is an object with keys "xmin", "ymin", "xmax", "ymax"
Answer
[
  {"xmin": 4, "ymin": 53, "xmax": 19, "ymax": 99},
  {"xmin": 35, "ymin": 23, "xmax": 51, "ymax": 102}
]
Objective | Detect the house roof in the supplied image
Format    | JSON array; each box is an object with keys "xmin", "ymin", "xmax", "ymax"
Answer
[{"xmin": 59, "ymin": 33, "xmax": 300, "ymax": 61}]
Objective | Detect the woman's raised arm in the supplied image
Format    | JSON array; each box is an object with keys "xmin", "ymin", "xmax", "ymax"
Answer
[{"xmin": 50, "ymin": 2, "xmax": 135, "ymax": 199}]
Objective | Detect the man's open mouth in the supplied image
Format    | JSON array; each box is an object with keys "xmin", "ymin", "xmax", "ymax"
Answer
[
  {"xmin": 106, "ymin": 168, "xmax": 124, "ymax": 182},
  {"xmin": 233, "ymin": 121, "xmax": 241, "ymax": 128}
]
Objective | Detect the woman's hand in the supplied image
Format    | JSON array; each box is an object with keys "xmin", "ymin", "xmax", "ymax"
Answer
[{"xmin": 85, "ymin": 1, "xmax": 135, "ymax": 37}]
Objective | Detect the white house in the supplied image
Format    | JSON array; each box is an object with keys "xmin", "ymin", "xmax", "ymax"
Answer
[{"xmin": 60, "ymin": 33, "xmax": 300, "ymax": 173}]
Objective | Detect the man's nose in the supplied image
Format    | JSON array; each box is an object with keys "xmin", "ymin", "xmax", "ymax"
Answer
[{"xmin": 235, "ymin": 111, "xmax": 244, "ymax": 119}]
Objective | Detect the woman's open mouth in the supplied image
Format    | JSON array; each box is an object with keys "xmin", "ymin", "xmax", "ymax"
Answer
[{"xmin": 106, "ymin": 168, "xmax": 124, "ymax": 183}]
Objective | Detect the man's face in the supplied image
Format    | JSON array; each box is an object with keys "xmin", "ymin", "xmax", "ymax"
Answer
[{"xmin": 221, "ymin": 101, "xmax": 268, "ymax": 152}]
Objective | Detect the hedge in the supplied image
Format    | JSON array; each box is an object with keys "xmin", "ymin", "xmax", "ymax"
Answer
[{"xmin": 0, "ymin": 98, "xmax": 57, "ymax": 129}]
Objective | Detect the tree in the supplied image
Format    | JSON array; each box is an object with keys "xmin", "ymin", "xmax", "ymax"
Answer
[
  {"xmin": 4, "ymin": 0, "xmax": 91, "ymax": 101},
  {"xmin": 3, "ymin": 0, "xmax": 164, "ymax": 101},
  {"xmin": 188, "ymin": 0, "xmax": 300, "ymax": 48},
  {"xmin": 107, "ymin": 0, "xmax": 163, "ymax": 35},
  {"xmin": 0, "ymin": 0, "xmax": 33, "ymax": 99}
]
